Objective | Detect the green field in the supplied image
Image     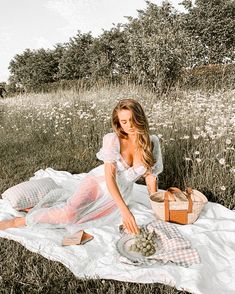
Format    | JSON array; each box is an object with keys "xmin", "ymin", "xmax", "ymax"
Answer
[{"xmin": 0, "ymin": 84, "xmax": 234, "ymax": 293}]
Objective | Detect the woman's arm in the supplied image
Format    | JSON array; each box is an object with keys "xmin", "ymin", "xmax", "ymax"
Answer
[
  {"xmin": 104, "ymin": 162, "xmax": 139, "ymax": 234},
  {"xmin": 144, "ymin": 172, "xmax": 158, "ymax": 195}
]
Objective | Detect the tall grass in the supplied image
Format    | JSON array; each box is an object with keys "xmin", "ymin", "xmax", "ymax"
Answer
[{"xmin": 0, "ymin": 83, "xmax": 234, "ymax": 293}]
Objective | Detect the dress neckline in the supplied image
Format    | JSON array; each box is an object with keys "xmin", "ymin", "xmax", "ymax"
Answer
[{"xmin": 113, "ymin": 132, "xmax": 149, "ymax": 170}]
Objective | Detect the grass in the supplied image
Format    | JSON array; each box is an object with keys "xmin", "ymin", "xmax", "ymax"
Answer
[{"xmin": 0, "ymin": 83, "xmax": 234, "ymax": 293}]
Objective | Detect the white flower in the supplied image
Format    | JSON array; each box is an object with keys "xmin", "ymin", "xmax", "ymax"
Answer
[
  {"xmin": 183, "ymin": 135, "xmax": 190, "ymax": 140},
  {"xmin": 194, "ymin": 151, "xmax": 200, "ymax": 155},
  {"xmin": 226, "ymin": 139, "xmax": 231, "ymax": 145},
  {"xmin": 219, "ymin": 158, "xmax": 225, "ymax": 165},
  {"xmin": 201, "ymin": 132, "xmax": 207, "ymax": 138},
  {"xmin": 220, "ymin": 186, "xmax": 226, "ymax": 191},
  {"xmin": 196, "ymin": 158, "xmax": 202, "ymax": 163},
  {"xmin": 185, "ymin": 157, "xmax": 191, "ymax": 161},
  {"xmin": 193, "ymin": 134, "xmax": 200, "ymax": 139}
]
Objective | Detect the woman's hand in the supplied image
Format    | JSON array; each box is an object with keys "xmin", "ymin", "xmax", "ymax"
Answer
[{"xmin": 121, "ymin": 206, "xmax": 140, "ymax": 235}]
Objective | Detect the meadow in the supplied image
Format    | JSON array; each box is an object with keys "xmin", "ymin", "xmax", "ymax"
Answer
[{"xmin": 0, "ymin": 83, "xmax": 234, "ymax": 293}]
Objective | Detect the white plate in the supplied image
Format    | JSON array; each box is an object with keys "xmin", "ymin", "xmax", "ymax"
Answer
[{"xmin": 116, "ymin": 233, "xmax": 160, "ymax": 264}]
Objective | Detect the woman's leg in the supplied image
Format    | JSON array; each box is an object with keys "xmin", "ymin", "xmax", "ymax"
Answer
[
  {"xmin": 75, "ymin": 201, "xmax": 117, "ymax": 225},
  {"xmin": 2, "ymin": 175, "xmax": 105, "ymax": 228},
  {"xmin": 27, "ymin": 205, "xmax": 77, "ymax": 225},
  {"xmin": 27, "ymin": 175, "xmax": 104, "ymax": 226},
  {"xmin": 68, "ymin": 175, "xmax": 102, "ymax": 208},
  {"xmin": 0, "ymin": 217, "xmax": 26, "ymax": 230}
]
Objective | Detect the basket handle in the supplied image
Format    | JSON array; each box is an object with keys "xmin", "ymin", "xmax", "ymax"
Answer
[{"xmin": 164, "ymin": 187, "xmax": 193, "ymax": 221}]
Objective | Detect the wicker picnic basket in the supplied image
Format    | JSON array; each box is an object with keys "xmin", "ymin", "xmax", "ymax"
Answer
[{"xmin": 149, "ymin": 187, "xmax": 208, "ymax": 225}]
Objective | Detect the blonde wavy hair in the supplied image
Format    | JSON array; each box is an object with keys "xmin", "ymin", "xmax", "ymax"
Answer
[{"xmin": 112, "ymin": 99, "xmax": 156, "ymax": 172}]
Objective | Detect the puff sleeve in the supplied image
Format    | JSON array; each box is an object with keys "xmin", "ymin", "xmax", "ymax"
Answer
[
  {"xmin": 151, "ymin": 135, "xmax": 163, "ymax": 177},
  {"xmin": 96, "ymin": 133, "xmax": 119, "ymax": 163}
]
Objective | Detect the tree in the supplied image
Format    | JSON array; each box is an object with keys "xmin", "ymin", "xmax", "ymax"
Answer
[
  {"xmin": 180, "ymin": 0, "xmax": 235, "ymax": 65},
  {"xmin": 124, "ymin": 1, "xmax": 188, "ymax": 91},
  {"xmin": 9, "ymin": 48, "xmax": 61, "ymax": 91},
  {"xmin": 57, "ymin": 31, "xmax": 94, "ymax": 80},
  {"xmin": 89, "ymin": 24, "xmax": 131, "ymax": 81}
]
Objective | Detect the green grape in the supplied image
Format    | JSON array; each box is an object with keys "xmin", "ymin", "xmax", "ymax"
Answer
[{"xmin": 128, "ymin": 226, "xmax": 157, "ymax": 257}]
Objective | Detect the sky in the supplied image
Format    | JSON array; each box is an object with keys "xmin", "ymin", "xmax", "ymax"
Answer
[{"xmin": 0, "ymin": 0, "xmax": 185, "ymax": 82}]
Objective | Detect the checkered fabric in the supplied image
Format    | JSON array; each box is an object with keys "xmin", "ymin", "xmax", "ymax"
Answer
[
  {"xmin": 146, "ymin": 220, "xmax": 201, "ymax": 267},
  {"xmin": 119, "ymin": 219, "xmax": 200, "ymax": 268}
]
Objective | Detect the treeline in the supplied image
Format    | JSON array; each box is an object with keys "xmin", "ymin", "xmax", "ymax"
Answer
[{"xmin": 6, "ymin": 0, "xmax": 235, "ymax": 94}]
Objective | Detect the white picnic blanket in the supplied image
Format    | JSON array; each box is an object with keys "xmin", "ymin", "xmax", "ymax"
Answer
[{"xmin": 0, "ymin": 168, "xmax": 235, "ymax": 294}]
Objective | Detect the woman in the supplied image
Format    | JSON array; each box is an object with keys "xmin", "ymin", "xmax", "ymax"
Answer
[{"xmin": 0, "ymin": 99, "xmax": 163, "ymax": 234}]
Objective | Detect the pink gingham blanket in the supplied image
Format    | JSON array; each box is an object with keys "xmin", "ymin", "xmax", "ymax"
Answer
[{"xmin": 119, "ymin": 219, "xmax": 201, "ymax": 267}]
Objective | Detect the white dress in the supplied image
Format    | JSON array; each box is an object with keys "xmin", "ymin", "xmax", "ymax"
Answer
[{"xmin": 25, "ymin": 132, "xmax": 163, "ymax": 230}]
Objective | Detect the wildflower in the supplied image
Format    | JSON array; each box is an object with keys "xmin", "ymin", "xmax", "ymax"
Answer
[
  {"xmin": 225, "ymin": 139, "xmax": 231, "ymax": 145},
  {"xmin": 230, "ymin": 168, "xmax": 235, "ymax": 173},
  {"xmin": 220, "ymin": 186, "xmax": 226, "ymax": 191},
  {"xmin": 194, "ymin": 151, "xmax": 200, "ymax": 155},
  {"xmin": 219, "ymin": 158, "xmax": 225, "ymax": 165},
  {"xmin": 185, "ymin": 157, "xmax": 191, "ymax": 161},
  {"xmin": 196, "ymin": 158, "xmax": 202, "ymax": 163}
]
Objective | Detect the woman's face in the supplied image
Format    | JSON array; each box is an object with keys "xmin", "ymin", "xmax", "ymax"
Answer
[{"xmin": 117, "ymin": 109, "xmax": 136, "ymax": 135}]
